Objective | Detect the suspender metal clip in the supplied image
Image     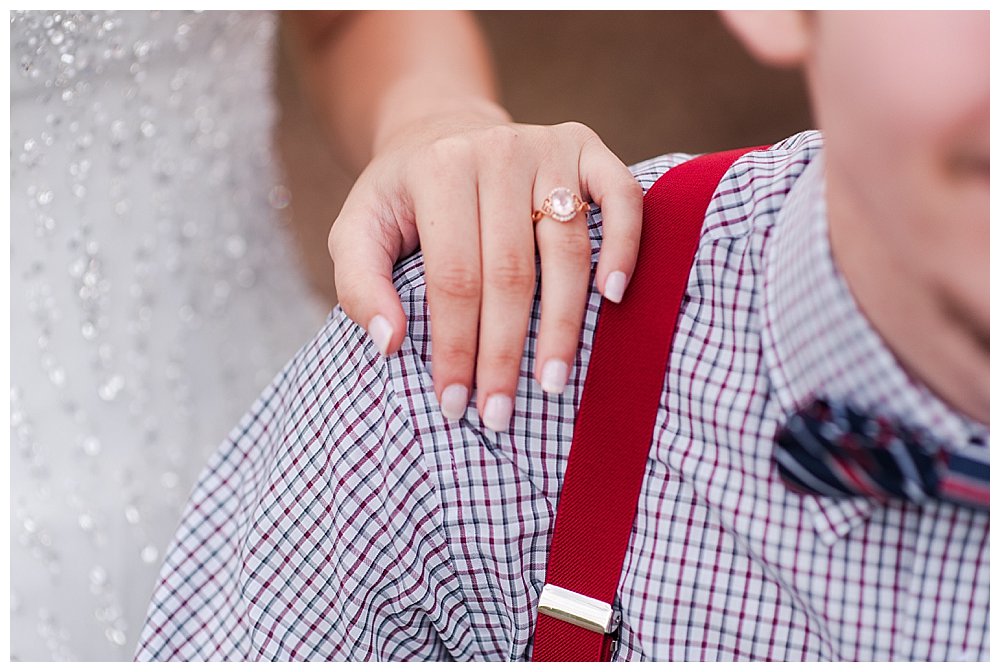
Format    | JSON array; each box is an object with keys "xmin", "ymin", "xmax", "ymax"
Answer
[{"xmin": 537, "ymin": 584, "xmax": 620, "ymax": 635}]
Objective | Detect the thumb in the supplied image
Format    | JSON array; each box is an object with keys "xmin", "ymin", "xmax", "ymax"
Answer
[{"xmin": 329, "ymin": 213, "xmax": 409, "ymax": 357}]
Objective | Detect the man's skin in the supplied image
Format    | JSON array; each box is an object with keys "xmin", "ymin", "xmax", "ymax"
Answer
[{"xmin": 723, "ymin": 10, "xmax": 989, "ymax": 425}]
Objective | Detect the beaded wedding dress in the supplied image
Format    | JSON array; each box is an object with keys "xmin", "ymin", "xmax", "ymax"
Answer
[{"xmin": 10, "ymin": 11, "xmax": 326, "ymax": 660}]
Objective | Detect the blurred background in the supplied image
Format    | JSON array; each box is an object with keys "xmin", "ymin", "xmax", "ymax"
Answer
[{"xmin": 275, "ymin": 10, "xmax": 812, "ymax": 305}]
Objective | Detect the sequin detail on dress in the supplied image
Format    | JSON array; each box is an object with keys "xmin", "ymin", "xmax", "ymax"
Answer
[{"xmin": 10, "ymin": 10, "xmax": 325, "ymax": 660}]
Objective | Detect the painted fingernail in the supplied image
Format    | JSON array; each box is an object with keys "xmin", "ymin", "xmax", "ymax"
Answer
[
  {"xmin": 367, "ymin": 314, "xmax": 393, "ymax": 356},
  {"xmin": 604, "ymin": 271, "xmax": 627, "ymax": 303},
  {"xmin": 440, "ymin": 384, "xmax": 469, "ymax": 420},
  {"xmin": 483, "ymin": 394, "xmax": 513, "ymax": 432},
  {"xmin": 540, "ymin": 359, "xmax": 569, "ymax": 394}
]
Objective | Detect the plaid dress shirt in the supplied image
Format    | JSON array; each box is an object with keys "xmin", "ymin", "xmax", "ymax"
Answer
[{"xmin": 135, "ymin": 131, "xmax": 989, "ymax": 661}]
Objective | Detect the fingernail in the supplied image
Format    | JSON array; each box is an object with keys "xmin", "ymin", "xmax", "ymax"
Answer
[
  {"xmin": 482, "ymin": 394, "xmax": 513, "ymax": 432},
  {"xmin": 604, "ymin": 271, "xmax": 627, "ymax": 303},
  {"xmin": 440, "ymin": 384, "xmax": 469, "ymax": 420},
  {"xmin": 367, "ymin": 314, "xmax": 393, "ymax": 356},
  {"xmin": 540, "ymin": 359, "xmax": 569, "ymax": 394}
]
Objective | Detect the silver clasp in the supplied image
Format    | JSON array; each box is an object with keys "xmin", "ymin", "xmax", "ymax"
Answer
[{"xmin": 537, "ymin": 584, "xmax": 620, "ymax": 634}]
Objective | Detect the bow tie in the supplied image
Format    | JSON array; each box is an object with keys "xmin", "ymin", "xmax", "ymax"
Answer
[{"xmin": 774, "ymin": 398, "xmax": 989, "ymax": 511}]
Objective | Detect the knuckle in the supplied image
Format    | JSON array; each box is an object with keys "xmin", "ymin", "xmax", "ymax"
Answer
[
  {"xmin": 600, "ymin": 231, "xmax": 640, "ymax": 267},
  {"xmin": 333, "ymin": 272, "xmax": 363, "ymax": 319},
  {"xmin": 428, "ymin": 135, "xmax": 475, "ymax": 168},
  {"xmin": 547, "ymin": 313, "xmax": 584, "ymax": 339},
  {"xmin": 558, "ymin": 120, "xmax": 597, "ymax": 142},
  {"xmin": 606, "ymin": 186, "xmax": 644, "ymax": 252},
  {"xmin": 480, "ymin": 126, "xmax": 520, "ymax": 159},
  {"xmin": 482, "ymin": 348, "xmax": 524, "ymax": 375},
  {"xmin": 328, "ymin": 215, "xmax": 348, "ymax": 253},
  {"xmin": 485, "ymin": 251, "xmax": 535, "ymax": 293},
  {"xmin": 623, "ymin": 219, "xmax": 643, "ymax": 249},
  {"xmin": 552, "ymin": 226, "xmax": 593, "ymax": 265},
  {"xmin": 435, "ymin": 338, "xmax": 477, "ymax": 367},
  {"xmin": 428, "ymin": 264, "xmax": 481, "ymax": 302},
  {"xmin": 538, "ymin": 226, "xmax": 591, "ymax": 266},
  {"xmin": 621, "ymin": 175, "xmax": 644, "ymax": 202}
]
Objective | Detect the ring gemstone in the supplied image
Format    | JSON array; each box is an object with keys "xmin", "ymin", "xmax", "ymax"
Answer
[{"xmin": 548, "ymin": 187, "xmax": 577, "ymax": 221}]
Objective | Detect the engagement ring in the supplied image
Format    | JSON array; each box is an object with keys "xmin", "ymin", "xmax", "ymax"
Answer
[{"xmin": 532, "ymin": 187, "xmax": 590, "ymax": 224}]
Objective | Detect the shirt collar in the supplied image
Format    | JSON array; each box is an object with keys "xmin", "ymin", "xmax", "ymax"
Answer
[{"xmin": 761, "ymin": 145, "xmax": 988, "ymax": 544}]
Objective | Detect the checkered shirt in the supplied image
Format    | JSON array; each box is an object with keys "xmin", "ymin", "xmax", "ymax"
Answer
[{"xmin": 135, "ymin": 131, "xmax": 989, "ymax": 661}]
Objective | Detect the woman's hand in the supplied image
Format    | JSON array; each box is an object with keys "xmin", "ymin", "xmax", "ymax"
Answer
[
  {"xmin": 282, "ymin": 10, "xmax": 641, "ymax": 429},
  {"xmin": 329, "ymin": 106, "xmax": 642, "ymax": 431}
]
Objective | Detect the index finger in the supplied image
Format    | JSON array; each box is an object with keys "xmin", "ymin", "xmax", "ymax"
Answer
[{"xmin": 413, "ymin": 154, "xmax": 483, "ymax": 421}]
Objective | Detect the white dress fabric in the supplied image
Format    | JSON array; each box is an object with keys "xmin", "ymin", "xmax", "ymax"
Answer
[{"xmin": 9, "ymin": 10, "xmax": 326, "ymax": 660}]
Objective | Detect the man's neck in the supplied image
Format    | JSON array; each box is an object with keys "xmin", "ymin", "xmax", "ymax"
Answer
[{"xmin": 825, "ymin": 170, "xmax": 989, "ymax": 426}]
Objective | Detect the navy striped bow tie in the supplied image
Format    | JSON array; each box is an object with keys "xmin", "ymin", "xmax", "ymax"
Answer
[{"xmin": 775, "ymin": 399, "xmax": 989, "ymax": 511}]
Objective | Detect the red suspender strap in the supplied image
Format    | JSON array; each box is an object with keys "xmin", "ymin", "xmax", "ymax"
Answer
[{"xmin": 531, "ymin": 147, "xmax": 763, "ymax": 662}]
